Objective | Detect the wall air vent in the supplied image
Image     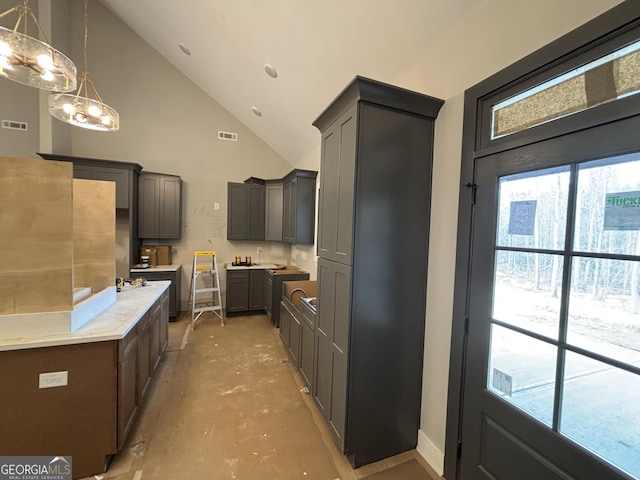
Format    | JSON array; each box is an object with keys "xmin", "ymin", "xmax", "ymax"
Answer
[
  {"xmin": 218, "ymin": 131, "xmax": 238, "ymax": 142},
  {"xmin": 2, "ymin": 120, "xmax": 28, "ymax": 131}
]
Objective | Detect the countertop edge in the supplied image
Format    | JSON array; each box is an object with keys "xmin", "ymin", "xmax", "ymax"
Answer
[
  {"xmin": 130, "ymin": 264, "xmax": 182, "ymax": 273},
  {"xmin": 0, "ymin": 281, "xmax": 170, "ymax": 352},
  {"xmin": 225, "ymin": 263, "xmax": 280, "ymax": 270}
]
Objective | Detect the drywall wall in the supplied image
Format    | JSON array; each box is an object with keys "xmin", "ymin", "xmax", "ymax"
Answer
[
  {"xmin": 385, "ymin": 0, "xmax": 622, "ymax": 474},
  {"xmin": 0, "ymin": 0, "xmax": 39, "ymax": 159},
  {"xmin": 0, "ymin": 0, "xmax": 73, "ymax": 158},
  {"xmin": 0, "ymin": 0, "xmax": 300, "ymax": 311},
  {"xmin": 35, "ymin": 1, "xmax": 295, "ymax": 307}
]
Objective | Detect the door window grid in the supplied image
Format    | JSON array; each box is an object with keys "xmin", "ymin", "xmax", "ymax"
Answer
[{"xmin": 489, "ymin": 154, "xmax": 640, "ymax": 478}]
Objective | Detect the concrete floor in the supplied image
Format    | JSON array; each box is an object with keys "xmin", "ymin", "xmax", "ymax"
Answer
[{"xmin": 88, "ymin": 312, "xmax": 440, "ymax": 480}]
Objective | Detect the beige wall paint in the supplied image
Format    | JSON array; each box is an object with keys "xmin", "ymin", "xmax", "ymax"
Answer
[
  {"xmin": 60, "ymin": 1, "xmax": 294, "ymax": 306},
  {"xmin": 0, "ymin": 0, "xmax": 73, "ymax": 158},
  {"xmin": 0, "ymin": 0, "xmax": 38, "ymax": 158}
]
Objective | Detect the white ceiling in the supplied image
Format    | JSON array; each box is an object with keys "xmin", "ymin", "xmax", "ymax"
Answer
[{"xmin": 100, "ymin": 0, "xmax": 480, "ymax": 163}]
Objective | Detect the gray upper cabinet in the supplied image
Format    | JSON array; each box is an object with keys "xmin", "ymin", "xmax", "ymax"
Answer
[
  {"xmin": 282, "ymin": 170, "xmax": 318, "ymax": 244},
  {"xmin": 312, "ymin": 76, "xmax": 444, "ymax": 468},
  {"xmin": 138, "ymin": 172, "xmax": 182, "ymax": 239},
  {"xmin": 94, "ymin": 167, "xmax": 131, "ymax": 209},
  {"xmin": 227, "ymin": 171, "xmax": 316, "ymax": 244},
  {"xmin": 37, "ymin": 153, "xmax": 143, "ymax": 269},
  {"xmin": 227, "ymin": 182, "xmax": 265, "ymax": 241},
  {"xmin": 264, "ymin": 181, "xmax": 283, "ymax": 241},
  {"xmin": 39, "ymin": 153, "xmax": 141, "ymax": 210},
  {"xmin": 317, "ymin": 107, "xmax": 357, "ymax": 264}
]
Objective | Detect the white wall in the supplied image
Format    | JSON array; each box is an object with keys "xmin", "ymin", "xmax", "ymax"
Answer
[{"xmin": 388, "ymin": 0, "xmax": 621, "ymax": 475}]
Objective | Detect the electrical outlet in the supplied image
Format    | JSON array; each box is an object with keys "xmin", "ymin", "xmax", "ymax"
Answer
[
  {"xmin": 39, "ymin": 371, "xmax": 68, "ymax": 389},
  {"xmin": 214, "ymin": 202, "xmax": 220, "ymax": 210},
  {"xmin": 257, "ymin": 247, "xmax": 262, "ymax": 254}
]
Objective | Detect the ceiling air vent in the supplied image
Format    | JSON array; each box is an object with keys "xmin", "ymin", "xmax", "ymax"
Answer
[
  {"xmin": 2, "ymin": 119, "xmax": 28, "ymax": 131},
  {"xmin": 218, "ymin": 131, "xmax": 238, "ymax": 142}
]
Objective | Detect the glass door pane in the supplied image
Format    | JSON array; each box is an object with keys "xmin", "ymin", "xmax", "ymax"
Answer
[
  {"xmin": 489, "ymin": 153, "xmax": 640, "ymax": 479},
  {"xmin": 488, "ymin": 324, "xmax": 557, "ymax": 425},
  {"xmin": 560, "ymin": 153, "xmax": 640, "ymax": 479},
  {"xmin": 561, "ymin": 352, "xmax": 640, "ymax": 478}
]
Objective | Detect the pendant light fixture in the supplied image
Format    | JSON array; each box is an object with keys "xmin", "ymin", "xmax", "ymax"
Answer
[
  {"xmin": 0, "ymin": 0, "xmax": 77, "ymax": 91},
  {"xmin": 49, "ymin": 0, "xmax": 119, "ymax": 131}
]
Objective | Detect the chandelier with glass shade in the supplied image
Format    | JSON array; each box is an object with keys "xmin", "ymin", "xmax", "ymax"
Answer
[
  {"xmin": 0, "ymin": 0, "xmax": 77, "ymax": 91},
  {"xmin": 49, "ymin": 0, "xmax": 119, "ymax": 131}
]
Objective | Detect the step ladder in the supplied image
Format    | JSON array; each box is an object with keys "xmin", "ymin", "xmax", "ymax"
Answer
[{"xmin": 189, "ymin": 250, "xmax": 224, "ymax": 329}]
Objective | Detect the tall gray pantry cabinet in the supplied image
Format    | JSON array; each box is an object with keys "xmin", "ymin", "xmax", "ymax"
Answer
[{"xmin": 312, "ymin": 76, "xmax": 443, "ymax": 468}]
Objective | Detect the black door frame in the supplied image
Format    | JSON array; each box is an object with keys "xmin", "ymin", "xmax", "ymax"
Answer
[{"xmin": 445, "ymin": 3, "xmax": 640, "ymax": 479}]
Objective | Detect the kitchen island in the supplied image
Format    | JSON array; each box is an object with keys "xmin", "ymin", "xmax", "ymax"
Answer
[{"xmin": 0, "ymin": 281, "xmax": 170, "ymax": 479}]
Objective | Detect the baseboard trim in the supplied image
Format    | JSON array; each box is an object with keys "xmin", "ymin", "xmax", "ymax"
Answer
[{"xmin": 416, "ymin": 429, "xmax": 445, "ymax": 477}]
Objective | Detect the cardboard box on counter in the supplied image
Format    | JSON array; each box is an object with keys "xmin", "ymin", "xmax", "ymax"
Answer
[
  {"xmin": 156, "ymin": 246, "xmax": 172, "ymax": 265},
  {"xmin": 139, "ymin": 245, "xmax": 172, "ymax": 266}
]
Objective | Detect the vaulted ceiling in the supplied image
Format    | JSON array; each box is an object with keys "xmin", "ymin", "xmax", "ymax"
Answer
[{"xmin": 100, "ymin": 0, "xmax": 480, "ymax": 163}]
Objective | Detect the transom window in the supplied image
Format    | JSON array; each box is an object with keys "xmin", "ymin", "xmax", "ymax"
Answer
[{"xmin": 491, "ymin": 38, "xmax": 640, "ymax": 139}]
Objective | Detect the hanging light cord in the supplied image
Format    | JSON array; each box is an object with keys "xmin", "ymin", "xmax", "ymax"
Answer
[
  {"xmin": 77, "ymin": 0, "xmax": 105, "ymax": 104},
  {"xmin": 0, "ymin": 0, "xmax": 52, "ymax": 45}
]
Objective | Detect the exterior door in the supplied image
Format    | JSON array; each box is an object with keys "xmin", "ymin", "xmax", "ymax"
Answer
[{"xmin": 460, "ymin": 145, "xmax": 640, "ymax": 480}]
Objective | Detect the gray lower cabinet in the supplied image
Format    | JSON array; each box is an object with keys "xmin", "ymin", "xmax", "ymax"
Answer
[
  {"xmin": 249, "ymin": 269, "xmax": 266, "ymax": 310},
  {"xmin": 279, "ymin": 300, "xmax": 293, "ymax": 358},
  {"xmin": 282, "ymin": 297, "xmax": 316, "ymax": 390},
  {"xmin": 117, "ymin": 325, "xmax": 138, "ymax": 450},
  {"xmin": 118, "ymin": 289, "xmax": 168, "ymax": 449},
  {"xmin": 130, "ymin": 267, "xmax": 182, "ymax": 320},
  {"xmin": 280, "ymin": 299, "xmax": 301, "ymax": 367},
  {"xmin": 226, "ymin": 269, "xmax": 266, "ymax": 315},
  {"xmin": 312, "ymin": 76, "xmax": 443, "ymax": 467},
  {"xmin": 315, "ymin": 258, "xmax": 350, "ymax": 444},
  {"xmin": 299, "ymin": 300, "xmax": 316, "ymax": 391},
  {"xmin": 227, "ymin": 182, "xmax": 265, "ymax": 240},
  {"xmin": 264, "ymin": 269, "xmax": 310, "ymax": 327},
  {"xmin": 264, "ymin": 271, "xmax": 273, "ymax": 319},
  {"xmin": 225, "ymin": 270, "xmax": 249, "ymax": 313},
  {"xmin": 138, "ymin": 172, "xmax": 182, "ymax": 239}
]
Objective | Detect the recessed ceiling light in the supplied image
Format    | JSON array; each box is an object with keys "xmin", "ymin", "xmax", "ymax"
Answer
[
  {"xmin": 264, "ymin": 63, "xmax": 278, "ymax": 78},
  {"xmin": 251, "ymin": 106, "xmax": 262, "ymax": 117},
  {"xmin": 178, "ymin": 43, "xmax": 191, "ymax": 56}
]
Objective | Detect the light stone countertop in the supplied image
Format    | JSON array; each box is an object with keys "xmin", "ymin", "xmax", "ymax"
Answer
[
  {"xmin": 224, "ymin": 263, "xmax": 280, "ymax": 270},
  {"xmin": 130, "ymin": 264, "xmax": 181, "ymax": 273},
  {"xmin": 0, "ymin": 281, "xmax": 170, "ymax": 352}
]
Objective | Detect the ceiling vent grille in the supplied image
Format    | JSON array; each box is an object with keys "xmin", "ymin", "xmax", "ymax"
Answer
[
  {"xmin": 2, "ymin": 120, "xmax": 28, "ymax": 131},
  {"xmin": 218, "ymin": 131, "xmax": 238, "ymax": 142}
]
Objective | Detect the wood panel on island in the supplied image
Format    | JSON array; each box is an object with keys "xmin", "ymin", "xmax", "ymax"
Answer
[{"xmin": 0, "ymin": 156, "xmax": 171, "ymax": 479}]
